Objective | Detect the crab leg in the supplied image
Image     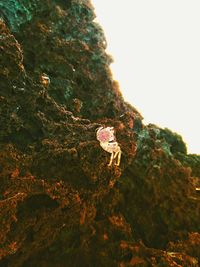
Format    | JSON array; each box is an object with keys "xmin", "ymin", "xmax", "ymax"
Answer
[
  {"xmin": 115, "ymin": 150, "xmax": 121, "ymax": 166},
  {"xmin": 108, "ymin": 152, "xmax": 114, "ymax": 166}
]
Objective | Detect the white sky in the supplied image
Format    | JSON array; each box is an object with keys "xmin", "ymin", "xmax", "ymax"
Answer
[{"xmin": 92, "ymin": 0, "xmax": 200, "ymax": 154}]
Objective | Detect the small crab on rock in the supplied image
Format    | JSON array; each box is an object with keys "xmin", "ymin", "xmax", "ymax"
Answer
[{"xmin": 96, "ymin": 126, "xmax": 121, "ymax": 166}]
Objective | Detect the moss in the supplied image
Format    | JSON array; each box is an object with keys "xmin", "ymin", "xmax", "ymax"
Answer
[
  {"xmin": 159, "ymin": 127, "xmax": 187, "ymax": 154},
  {"xmin": 176, "ymin": 153, "xmax": 200, "ymax": 177},
  {"xmin": 0, "ymin": 0, "xmax": 41, "ymax": 32},
  {"xmin": 69, "ymin": 0, "xmax": 95, "ymax": 23}
]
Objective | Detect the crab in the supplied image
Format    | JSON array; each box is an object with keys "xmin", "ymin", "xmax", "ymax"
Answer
[{"xmin": 96, "ymin": 126, "xmax": 121, "ymax": 166}]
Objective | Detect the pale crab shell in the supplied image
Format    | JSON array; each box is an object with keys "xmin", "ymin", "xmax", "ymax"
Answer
[
  {"xmin": 100, "ymin": 141, "xmax": 120, "ymax": 154},
  {"xmin": 96, "ymin": 126, "xmax": 121, "ymax": 166},
  {"xmin": 96, "ymin": 127, "xmax": 115, "ymax": 142}
]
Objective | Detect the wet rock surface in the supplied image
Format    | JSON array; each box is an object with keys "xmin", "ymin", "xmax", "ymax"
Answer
[{"xmin": 0, "ymin": 1, "xmax": 199, "ymax": 266}]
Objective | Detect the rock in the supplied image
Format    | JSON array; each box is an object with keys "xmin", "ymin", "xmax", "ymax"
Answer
[{"xmin": 0, "ymin": 1, "xmax": 199, "ymax": 266}]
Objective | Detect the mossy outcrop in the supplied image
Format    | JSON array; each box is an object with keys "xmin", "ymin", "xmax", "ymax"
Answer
[{"xmin": 0, "ymin": 1, "xmax": 199, "ymax": 266}]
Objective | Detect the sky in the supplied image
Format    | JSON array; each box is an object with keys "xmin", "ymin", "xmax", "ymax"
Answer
[{"xmin": 91, "ymin": 0, "xmax": 200, "ymax": 154}]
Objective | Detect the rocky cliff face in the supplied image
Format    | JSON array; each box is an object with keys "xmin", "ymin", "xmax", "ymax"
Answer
[{"xmin": 0, "ymin": 1, "xmax": 199, "ymax": 266}]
